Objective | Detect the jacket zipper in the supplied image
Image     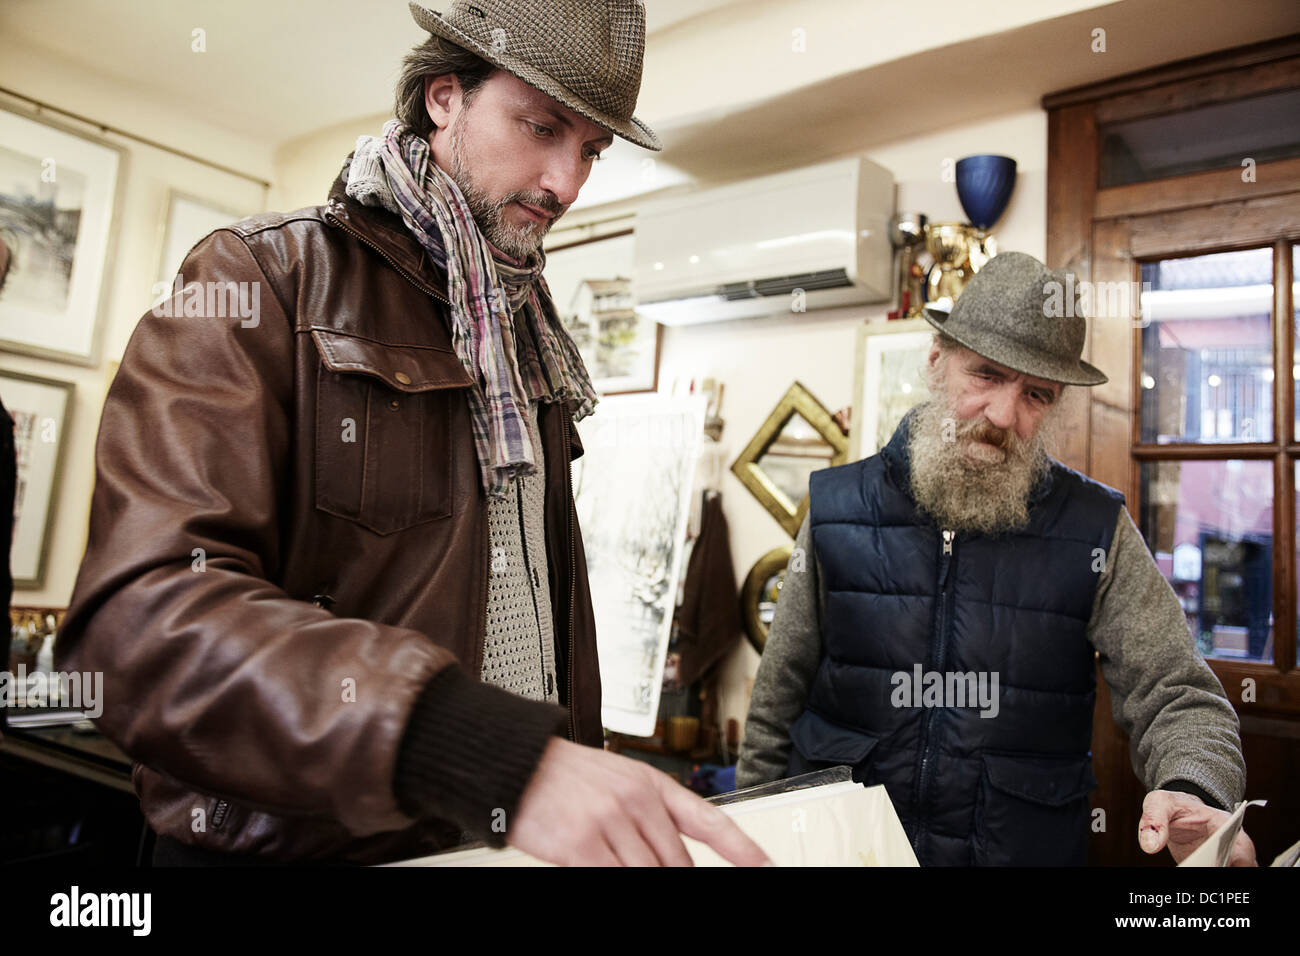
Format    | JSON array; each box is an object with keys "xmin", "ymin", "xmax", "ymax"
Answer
[
  {"xmin": 561, "ymin": 408, "xmax": 577, "ymax": 743},
  {"xmin": 912, "ymin": 528, "xmax": 956, "ymax": 858},
  {"xmin": 324, "ymin": 208, "xmax": 452, "ymax": 308}
]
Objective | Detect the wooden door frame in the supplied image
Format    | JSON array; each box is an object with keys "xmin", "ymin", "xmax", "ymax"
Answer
[{"xmin": 1044, "ymin": 34, "xmax": 1300, "ymax": 865}]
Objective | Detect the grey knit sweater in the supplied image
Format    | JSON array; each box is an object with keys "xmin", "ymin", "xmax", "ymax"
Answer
[
  {"xmin": 736, "ymin": 506, "xmax": 1247, "ymax": 812},
  {"xmin": 481, "ymin": 399, "xmax": 560, "ymax": 704}
]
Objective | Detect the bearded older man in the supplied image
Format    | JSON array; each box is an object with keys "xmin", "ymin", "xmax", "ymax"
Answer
[{"xmin": 736, "ymin": 252, "xmax": 1253, "ymax": 867}]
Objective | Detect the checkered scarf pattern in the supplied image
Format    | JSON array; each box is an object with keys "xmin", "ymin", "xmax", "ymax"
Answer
[{"xmin": 345, "ymin": 119, "xmax": 597, "ymax": 499}]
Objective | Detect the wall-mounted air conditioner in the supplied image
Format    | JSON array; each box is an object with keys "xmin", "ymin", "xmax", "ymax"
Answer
[{"xmin": 634, "ymin": 156, "xmax": 894, "ymax": 326}]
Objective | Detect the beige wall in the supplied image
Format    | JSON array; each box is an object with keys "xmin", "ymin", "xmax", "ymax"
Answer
[
  {"xmin": 269, "ymin": 116, "xmax": 385, "ymax": 214},
  {"xmin": 0, "ymin": 39, "xmax": 272, "ymax": 609}
]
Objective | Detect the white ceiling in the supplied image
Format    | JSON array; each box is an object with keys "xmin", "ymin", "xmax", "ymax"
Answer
[
  {"xmin": 2, "ymin": 0, "xmax": 1297, "ymax": 198},
  {"xmin": 0, "ymin": 0, "xmax": 736, "ymax": 146}
]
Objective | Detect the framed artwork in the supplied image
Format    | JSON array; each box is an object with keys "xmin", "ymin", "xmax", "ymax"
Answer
[
  {"xmin": 544, "ymin": 231, "xmax": 661, "ymax": 395},
  {"xmin": 572, "ymin": 393, "xmax": 705, "ymax": 735},
  {"xmin": 154, "ymin": 189, "xmax": 247, "ymax": 302},
  {"xmin": 0, "ymin": 104, "xmax": 126, "ymax": 366},
  {"xmin": 851, "ymin": 317, "xmax": 934, "ymax": 460},
  {"xmin": 0, "ymin": 369, "xmax": 74, "ymax": 588}
]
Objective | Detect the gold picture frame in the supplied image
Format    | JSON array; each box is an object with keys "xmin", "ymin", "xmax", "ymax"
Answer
[
  {"xmin": 730, "ymin": 381, "xmax": 848, "ymax": 538},
  {"xmin": 740, "ymin": 545, "xmax": 793, "ymax": 654}
]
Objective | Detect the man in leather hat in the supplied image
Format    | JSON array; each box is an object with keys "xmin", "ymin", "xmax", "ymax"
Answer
[
  {"xmin": 738, "ymin": 251, "xmax": 1255, "ymax": 866},
  {"xmin": 59, "ymin": 0, "xmax": 768, "ymax": 867}
]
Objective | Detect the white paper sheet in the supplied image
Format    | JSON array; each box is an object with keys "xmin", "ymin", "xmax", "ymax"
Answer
[{"xmin": 384, "ymin": 781, "xmax": 918, "ymax": 867}]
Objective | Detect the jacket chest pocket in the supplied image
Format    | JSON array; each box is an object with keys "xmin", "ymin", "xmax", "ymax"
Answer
[{"xmin": 312, "ymin": 328, "xmax": 474, "ymax": 536}]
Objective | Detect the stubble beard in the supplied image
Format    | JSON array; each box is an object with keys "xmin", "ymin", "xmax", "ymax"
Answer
[
  {"xmin": 907, "ymin": 363, "xmax": 1058, "ymax": 536},
  {"xmin": 447, "ymin": 104, "xmax": 563, "ymax": 261}
]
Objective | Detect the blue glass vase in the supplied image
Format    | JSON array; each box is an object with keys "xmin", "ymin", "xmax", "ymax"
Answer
[{"xmin": 955, "ymin": 155, "xmax": 1017, "ymax": 231}]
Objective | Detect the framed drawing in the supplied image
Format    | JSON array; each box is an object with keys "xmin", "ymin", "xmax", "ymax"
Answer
[
  {"xmin": 0, "ymin": 104, "xmax": 125, "ymax": 366},
  {"xmin": 544, "ymin": 230, "xmax": 661, "ymax": 395},
  {"xmin": 154, "ymin": 189, "xmax": 247, "ymax": 300},
  {"xmin": 851, "ymin": 317, "xmax": 934, "ymax": 460},
  {"xmin": 0, "ymin": 369, "xmax": 74, "ymax": 588},
  {"xmin": 572, "ymin": 393, "xmax": 705, "ymax": 735}
]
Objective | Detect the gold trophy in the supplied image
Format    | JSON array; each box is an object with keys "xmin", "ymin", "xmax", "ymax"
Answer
[{"xmin": 924, "ymin": 222, "xmax": 974, "ymax": 310}]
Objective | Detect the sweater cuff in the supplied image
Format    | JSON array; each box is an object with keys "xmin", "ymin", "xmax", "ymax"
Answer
[
  {"xmin": 394, "ymin": 665, "xmax": 568, "ymax": 847},
  {"xmin": 1160, "ymin": 779, "xmax": 1226, "ymax": 811}
]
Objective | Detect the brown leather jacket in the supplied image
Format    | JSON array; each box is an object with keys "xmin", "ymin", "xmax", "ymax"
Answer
[{"xmin": 56, "ymin": 169, "xmax": 602, "ymax": 864}]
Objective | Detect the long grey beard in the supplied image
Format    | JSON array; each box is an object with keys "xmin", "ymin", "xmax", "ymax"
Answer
[{"xmin": 907, "ymin": 396, "xmax": 1053, "ymax": 536}]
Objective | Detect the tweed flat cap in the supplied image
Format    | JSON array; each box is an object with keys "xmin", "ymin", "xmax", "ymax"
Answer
[
  {"xmin": 409, "ymin": 0, "xmax": 662, "ymax": 151},
  {"xmin": 923, "ymin": 251, "xmax": 1107, "ymax": 386}
]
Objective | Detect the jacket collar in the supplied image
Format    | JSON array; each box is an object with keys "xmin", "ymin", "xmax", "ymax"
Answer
[
  {"xmin": 323, "ymin": 155, "xmax": 449, "ymax": 296},
  {"xmin": 881, "ymin": 404, "xmax": 1055, "ymax": 509}
]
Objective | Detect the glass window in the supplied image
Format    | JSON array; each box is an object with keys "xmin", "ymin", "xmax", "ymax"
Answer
[
  {"xmin": 1138, "ymin": 459, "xmax": 1273, "ymax": 663},
  {"xmin": 1099, "ymin": 87, "xmax": 1300, "ymax": 188},
  {"xmin": 1138, "ymin": 248, "xmax": 1273, "ymax": 444}
]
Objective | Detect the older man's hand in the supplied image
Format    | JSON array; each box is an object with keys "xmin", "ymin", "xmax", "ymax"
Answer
[{"xmin": 1138, "ymin": 789, "xmax": 1257, "ymax": 866}]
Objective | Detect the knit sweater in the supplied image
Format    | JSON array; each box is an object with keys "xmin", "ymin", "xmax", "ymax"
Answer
[
  {"xmin": 737, "ymin": 507, "xmax": 1246, "ymax": 812},
  {"xmin": 481, "ymin": 400, "xmax": 560, "ymax": 704}
]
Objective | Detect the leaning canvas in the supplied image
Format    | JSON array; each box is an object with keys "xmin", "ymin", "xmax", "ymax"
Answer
[{"xmin": 571, "ymin": 394, "xmax": 705, "ymax": 736}]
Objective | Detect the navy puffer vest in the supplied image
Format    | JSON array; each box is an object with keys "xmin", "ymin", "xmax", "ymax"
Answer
[{"xmin": 785, "ymin": 410, "xmax": 1123, "ymax": 866}]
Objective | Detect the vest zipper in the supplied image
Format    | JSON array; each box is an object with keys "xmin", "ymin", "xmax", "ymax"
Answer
[
  {"xmin": 913, "ymin": 527, "xmax": 956, "ymax": 859},
  {"xmin": 323, "ymin": 208, "xmax": 452, "ymax": 308}
]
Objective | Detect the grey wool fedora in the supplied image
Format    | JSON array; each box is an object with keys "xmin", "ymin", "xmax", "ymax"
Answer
[
  {"xmin": 408, "ymin": 0, "xmax": 662, "ymax": 151},
  {"xmin": 923, "ymin": 251, "xmax": 1108, "ymax": 386}
]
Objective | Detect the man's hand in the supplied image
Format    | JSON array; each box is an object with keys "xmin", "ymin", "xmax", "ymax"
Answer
[
  {"xmin": 1138, "ymin": 790, "xmax": 1257, "ymax": 866},
  {"xmin": 508, "ymin": 738, "xmax": 773, "ymax": 866}
]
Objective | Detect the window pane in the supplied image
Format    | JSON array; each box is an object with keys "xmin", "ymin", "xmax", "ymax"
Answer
[
  {"xmin": 1139, "ymin": 249, "xmax": 1273, "ymax": 444},
  {"xmin": 1100, "ymin": 87, "xmax": 1300, "ymax": 188},
  {"xmin": 1139, "ymin": 460, "xmax": 1273, "ymax": 663}
]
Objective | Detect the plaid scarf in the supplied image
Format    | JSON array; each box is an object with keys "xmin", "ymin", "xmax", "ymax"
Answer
[{"xmin": 344, "ymin": 119, "xmax": 598, "ymax": 499}]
